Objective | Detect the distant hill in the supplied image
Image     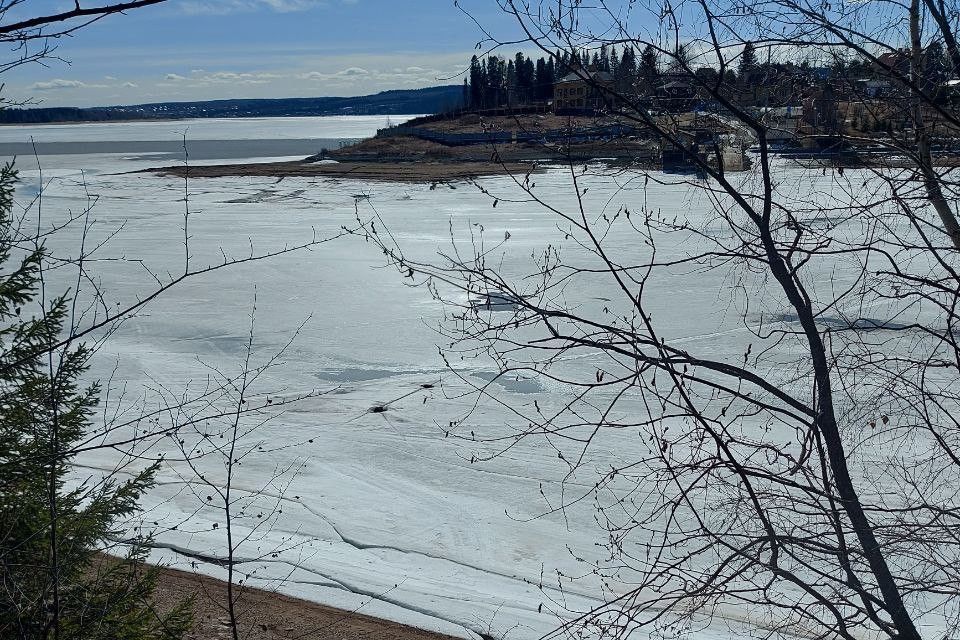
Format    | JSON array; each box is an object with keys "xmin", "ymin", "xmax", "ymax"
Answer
[{"xmin": 0, "ymin": 85, "xmax": 465, "ymax": 124}]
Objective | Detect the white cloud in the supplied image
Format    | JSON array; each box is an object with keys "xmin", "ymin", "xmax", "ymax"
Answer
[
  {"xmin": 30, "ymin": 79, "xmax": 87, "ymax": 91},
  {"xmin": 164, "ymin": 70, "xmax": 283, "ymax": 85},
  {"xmin": 179, "ymin": 0, "xmax": 323, "ymax": 14},
  {"xmin": 29, "ymin": 77, "xmax": 145, "ymax": 93},
  {"xmin": 336, "ymin": 66, "xmax": 369, "ymax": 76},
  {"xmin": 299, "ymin": 67, "xmax": 371, "ymax": 81},
  {"xmin": 260, "ymin": 0, "xmax": 319, "ymax": 10},
  {"xmin": 16, "ymin": 51, "xmax": 472, "ymax": 107}
]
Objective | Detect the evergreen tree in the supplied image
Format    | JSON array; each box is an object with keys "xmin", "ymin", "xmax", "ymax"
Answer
[
  {"xmin": 515, "ymin": 52, "xmax": 535, "ymax": 103},
  {"xmin": 638, "ymin": 45, "xmax": 658, "ymax": 86},
  {"xmin": 0, "ymin": 162, "xmax": 192, "ymax": 639},
  {"xmin": 534, "ymin": 57, "xmax": 547, "ymax": 99},
  {"xmin": 669, "ymin": 43, "xmax": 693, "ymax": 72},
  {"xmin": 522, "ymin": 58, "xmax": 535, "ymax": 90},
  {"xmin": 558, "ymin": 49, "xmax": 571, "ymax": 77},
  {"xmin": 486, "ymin": 56, "xmax": 507, "ymax": 107},
  {"xmin": 923, "ymin": 41, "xmax": 949, "ymax": 98},
  {"xmin": 739, "ymin": 41, "xmax": 757, "ymax": 78},
  {"xmin": 541, "ymin": 57, "xmax": 556, "ymax": 99},
  {"xmin": 616, "ymin": 46, "xmax": 637, "ymax": 93},
  {"xmin": 469, "ymin": 55, "xmax": 484, "ymax": 107}
]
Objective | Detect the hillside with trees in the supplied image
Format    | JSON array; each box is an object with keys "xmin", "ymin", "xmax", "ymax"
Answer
[{"xmin": 0, "ymin": 85, "xmax": 464, "ymax": 123}]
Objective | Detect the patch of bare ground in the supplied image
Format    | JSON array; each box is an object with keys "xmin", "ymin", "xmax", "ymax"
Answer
[
  {"xmin": 147, "ymin": 561, "xmax": 465, "ymax": 640},
  {"xmin": 144, "ymin": 113, "xmax": 663, "ymax": 182},
  {"xmin": 146, "ymin": 159, "xmax": 534, "ymax": 182},
  {"xmin": 409, "ymin": 112, "xmax": 631, "ymax": 134},
  {"xmin": 327, "ymin": 134, "xmax": 658, "ymax": 164}
]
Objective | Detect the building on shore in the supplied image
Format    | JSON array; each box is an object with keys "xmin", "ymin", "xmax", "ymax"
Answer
[{"xmin": 553, "ymin": 67, "xmax": 616, "ymax": 112}]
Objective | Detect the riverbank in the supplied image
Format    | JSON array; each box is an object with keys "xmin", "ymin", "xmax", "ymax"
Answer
[
  {"xmin": 143, "ymin": 110, "xmax": 739, "ymax": 181},
  {"xmin": 146, "ymin": 560, "xmax": 465, "ymax": 640},
  {"xmin": 144, "ymin": 131, "xmax": 658, "ymax": 182},
  {"xmin": 146, "ymin": 158, "xmax": 537, "ymax": 182}
]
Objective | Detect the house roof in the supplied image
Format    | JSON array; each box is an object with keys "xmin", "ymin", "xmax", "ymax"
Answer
[
  {"xmin": 875, "ymin": 50, "xmax": 909, "ymax": 69},
  {"xmin": 556, "ymin": 69, "xmax": 614, "ymax": 84}
]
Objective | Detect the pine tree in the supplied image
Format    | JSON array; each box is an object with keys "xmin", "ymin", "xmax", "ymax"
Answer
[
  {"xmin": 542, "ymin": 57, "xmax": 556, "ymax": 100},
  {"xmin": 469, "ymin": 55, "xmax": 484, "ymax": 108},
  {"xmin": 558, "ymin": 50, "xmax": 571, "ymax": 77},
  {"xmin": 615, "ymin": 46, "xmax": 637, "ymax": 93},
  {"xmin": 534, "ymin": 57, "xmax": 547, "ymax": 100},
  {"xmin": 0, "ymin": 162, "xmax": 192, "ymax": 639},
  {"xmin": 599, "ymin": 45, "xmax": 611, "ymax": 72},
  {"xmin": 513, "ymin": 52, "xmax": 535, "ymax": 103},
  {"xmin": 923, "ymin": 40, "xmax": 949, "ymax": 98},
  {"xmin": 670, "ymin": 43, "xmax": 692, "ymax": 72},
  {"xmin": 486, "ymin": 56, "xmax": 506, "ymax": 107},
  {"xmin": 638, "ymin": 45, "xmax": 658, "ymax": 90},
  {"xmin": 739, "ymin": 41, "xmax": 757, "ymax": 78}
]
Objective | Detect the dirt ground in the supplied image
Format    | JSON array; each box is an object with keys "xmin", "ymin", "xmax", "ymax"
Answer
[
  {"xmin": 147, "ymin": 158, "xmax": 536, "ymax": 182},
  {"xmin": 143, "ymin": 111, "xmax": 669, "ymax": 182},
  {"xmin": 325, "ymin": 134, "xmax": 658, "ymax": 163},
  {"xmin": 150, "ymin": 563, "xmax": 465, "ymax": 640},
  {"xmin": 146, "ymin": 134, "xmax": 659, "ymax": 182},
  {"xmin": 409, "ymin": 112, "xmax": 632, "ymax": 134}
]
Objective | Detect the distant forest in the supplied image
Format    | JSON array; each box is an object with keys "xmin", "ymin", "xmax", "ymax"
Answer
[
  {"xmin": 462, "ymin": 44, "xmax": 897, "ymax": 109},
  {"xmin": 465, "ymin": 47, "xmax": 662, "ymax": 108},
  {"xmin": 0, "ymin": 85, "xmax": 464, "ymax": 124}
]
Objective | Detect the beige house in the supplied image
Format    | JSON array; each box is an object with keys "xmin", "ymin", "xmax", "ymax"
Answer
[{"xmin": 553, "ymin": 68, "xmax": 615, "ymax": 111}]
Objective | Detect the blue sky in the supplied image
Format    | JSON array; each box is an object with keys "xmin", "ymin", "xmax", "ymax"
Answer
[{"xmin": 6, "ymin": 0, "xmax": 526, "ymax": 107}]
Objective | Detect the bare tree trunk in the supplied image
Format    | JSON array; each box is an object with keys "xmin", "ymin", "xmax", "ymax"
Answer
[
  {"xmin": 757, "ymin": 167, "xmax": 924, "ymax": 640},
  {"xmin": 912, "ymin": 0, "xmax": 960, "ymax": 249}
]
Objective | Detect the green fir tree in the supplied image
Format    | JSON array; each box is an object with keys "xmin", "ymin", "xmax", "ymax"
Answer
[{"xmin": 0, "ymin": 161, "xmax": 192, "ymax": 640}]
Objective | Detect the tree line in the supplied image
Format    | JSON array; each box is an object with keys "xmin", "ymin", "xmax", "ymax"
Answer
[
  {"xmin": 465, "ymin": 46, "xmax": 660, "ymax": 109},
  {"xmin": 464, "ymin": 40, "xmax": 959, "ymax": 110}
]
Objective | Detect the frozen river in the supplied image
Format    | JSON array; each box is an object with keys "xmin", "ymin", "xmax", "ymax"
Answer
[{"xmin": 5, "ymin": 116, "xmax": 880, "ymax": 639}]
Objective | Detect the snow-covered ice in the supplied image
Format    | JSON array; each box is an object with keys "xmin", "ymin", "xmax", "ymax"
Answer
[
  {"xmin": 0, "ymin": 114, "xmax": 414, "ymax": 143},
  {"xmin": 4, "ymin": 117, "xmax": 930, "ymax": 640}
]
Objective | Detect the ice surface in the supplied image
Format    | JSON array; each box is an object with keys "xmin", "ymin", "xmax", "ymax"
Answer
[
  {"xmin": 0, "ymin": 115, "xmax": 416, "ymax": 143},
  {"xmin": 0, "ymin": 115, "xmax": 421, "ymax": 166},
  {"xmin": 3, "ymin": 117, "xmax": 935, "ymax": 640}
]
